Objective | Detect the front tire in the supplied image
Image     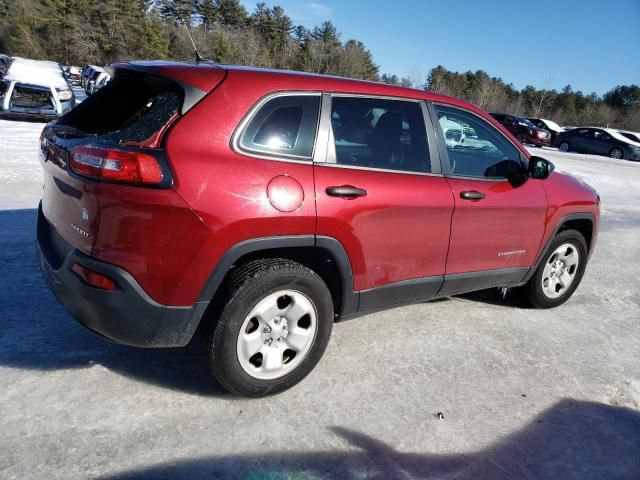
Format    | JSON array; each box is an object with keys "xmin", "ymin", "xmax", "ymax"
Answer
[
  {"xmin": 559, "ymin": 141, "xmax": 570, "ymax": 152},
  {"xmin": 609, "ymin": 148, "xmax": 623, "ymax": 159},
  {"xmin": 523, "ymin": 230, "xmax": 588, "ymax": 308},
  {"xmin": 204, "ymin": 259, "xmax": 333, "ymax": 397}
]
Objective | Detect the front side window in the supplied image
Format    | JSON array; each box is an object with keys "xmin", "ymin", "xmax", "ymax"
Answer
[
  {"xmin": 238, "ymin": 94, "xmax": 320, "ymax": 158},
  {"xmin": 434, "ymin": 105, "xmax": 523, "ymax": 179},
  {"xmin": 329, "ymin": 96, "xmax": 430, "ymax": 173}
]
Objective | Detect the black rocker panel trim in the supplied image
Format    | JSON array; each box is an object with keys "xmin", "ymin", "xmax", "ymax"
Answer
[
  {"xmin": 358, "ymin": 275, "xmax": 443, "ymax": 313},
  {"xmin": 436, "ymin": 267, "xmax": 529, "ymax": 298}
]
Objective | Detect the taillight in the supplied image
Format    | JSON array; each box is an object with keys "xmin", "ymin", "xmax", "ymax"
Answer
[
  {"xmin": 39, "ymin": 129, "xmax": 47, "ymax": 159},
  {"xmin": 72, "ymin": 263, "xmax": 118, "ymax": 291},
  {"xmin": 70, "ymin": 146, "xmax": 164, "ymax": 185}
]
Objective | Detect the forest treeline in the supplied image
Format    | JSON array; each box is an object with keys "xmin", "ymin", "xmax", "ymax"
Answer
[{"xmin": 1, "ymin": 0, "xmax": 638, "ymax": 130}]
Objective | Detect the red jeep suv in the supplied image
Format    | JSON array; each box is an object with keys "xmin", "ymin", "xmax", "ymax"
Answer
[{"xmin": 37, "ymin": 62, "xmax": 599, "ymax": 397}]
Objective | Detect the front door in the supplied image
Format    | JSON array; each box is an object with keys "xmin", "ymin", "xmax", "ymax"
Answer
[
  {"xmin": 314, "ymin": 95, "xmax": 454, "ymax": 311},
  {"xmin": 431, "ymin": 104, "xmax": 547, "ymax": 294}
]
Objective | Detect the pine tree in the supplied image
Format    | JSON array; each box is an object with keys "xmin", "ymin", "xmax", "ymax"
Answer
[{"xmin": 214, "ymin": 0, "xmax": 247, "ymax": 27}]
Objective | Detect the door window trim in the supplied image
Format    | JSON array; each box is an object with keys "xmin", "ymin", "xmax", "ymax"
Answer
[
  {"xmin": 427, "ymin": 101, "xmax": 529, "ymax": 181},
  {"xmin": 231, "ymin": 91, "xmax": 322, "ymax": 163},
  {"xmin": 313, "ymin": 93, "xmax": 443, "ymax": 176}
]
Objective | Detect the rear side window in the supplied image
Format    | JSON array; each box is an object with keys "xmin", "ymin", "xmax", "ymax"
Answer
[
  {"xmin": 329, "ymin": 96, "xmax": 430, "ymax": 173},
  {"xmin": 434, "ymin": 105, "xmax": 523, "ymax": 179},
  {"xmin": 238, "ymin": 95, "xmax": 320, "ymax": 159}
]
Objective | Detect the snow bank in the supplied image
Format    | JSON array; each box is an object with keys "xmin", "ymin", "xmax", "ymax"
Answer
[
  {"xmin": 0, "ymin": 119, "xmax": 44, "ymax": 210},
  {"xmin": 4, "ymin": 57, "xmax": 69, "ymax": 90}
]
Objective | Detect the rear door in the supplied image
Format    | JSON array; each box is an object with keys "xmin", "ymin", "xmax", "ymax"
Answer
[
  {"xmin": 572, "ymin": 128, "xmax": 594, "ymax": 153},
  {"xmin": 314, "ymin": 94, "xmax": 454, "ymax": 310},
  {"xmin": 430, "ymin": 103, "xmax": 547, "ymax": 294}
]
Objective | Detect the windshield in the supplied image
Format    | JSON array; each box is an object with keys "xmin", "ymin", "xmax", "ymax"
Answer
[
  {"xmin": 543, "ymin": 119, "xmax": 563, "ymax": 131},
  {"xmin": 620, "ymin": 131, "xmax": 640, "ymax": 143},
  {"xmin": 517, "ymin": 117, "xmax": 536, "ymax": 128}
]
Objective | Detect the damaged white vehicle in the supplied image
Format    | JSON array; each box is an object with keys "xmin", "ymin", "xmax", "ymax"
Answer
[{"xmin": 0, "ymin": 57, "xmax": 75, "ymax": 121}]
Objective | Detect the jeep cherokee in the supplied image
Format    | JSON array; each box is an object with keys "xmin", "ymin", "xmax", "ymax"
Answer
[{"xmin": 37, "ymin": 61, "xmax": 600, "ymax": 397}]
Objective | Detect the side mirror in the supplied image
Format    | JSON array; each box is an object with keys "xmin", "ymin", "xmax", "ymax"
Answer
[{"xmin": 529, "ymin": 156, "xmax": 555, "ymax": 180}]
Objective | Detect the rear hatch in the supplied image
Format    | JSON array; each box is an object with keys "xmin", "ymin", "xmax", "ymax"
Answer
[{"xmin": 40, "ymin": 62, "xmax": 225, "ymax": 257}]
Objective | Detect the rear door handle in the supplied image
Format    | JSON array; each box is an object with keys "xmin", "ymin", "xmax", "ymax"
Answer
[
  {"xmin": 326, "ymin": 185, "xmax": 368, "ymax": 198},
  {"xmin": 460, "ymin": 190, "xmax": 486, "ymax": 201}
]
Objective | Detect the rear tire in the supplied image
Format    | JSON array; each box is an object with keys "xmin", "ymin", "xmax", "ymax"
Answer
[
  {"xmin": 523, "ymin": 230, "xmax": 588, "ymax": 309},
  {"xmin": 204, "ymin": 259, "xmax": 333, "ymax": 397},
  {"xmin": 559, "ymin": 142, "xmax": 570, "ymax": 152}
]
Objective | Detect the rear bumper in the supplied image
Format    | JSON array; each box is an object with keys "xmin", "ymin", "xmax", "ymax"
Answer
[
  {"xmin": 528, "ymin": 135, "xmax": 551, "ymax": 146},
  {"xmin": 1, "ymin": 109, "xmax": 58, "ymax": 121},
  {"xmin": 36, "ymin": 204, "xmax": 208, "ymax": 347}
]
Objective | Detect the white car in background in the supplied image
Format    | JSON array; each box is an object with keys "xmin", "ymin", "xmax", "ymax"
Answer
[
  {"xmin": 619, "ymin": 130, "xmax": 640, "ymax": 144},
  {"xmin": 438, "ymin": 115, "xmax": 466, "ymax": 147},
  {"xmin": 0, "ymin": 57, "xmax": 75, "ymax": 121},
  {"xmin": 88, "ymin": 71, "xmax": 110, "ymax": 95}
]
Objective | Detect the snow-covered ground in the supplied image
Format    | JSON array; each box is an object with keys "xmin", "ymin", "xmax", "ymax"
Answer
[{"xmin": 0, "ymin": 119, "xmax": 639, "ymax": 479}]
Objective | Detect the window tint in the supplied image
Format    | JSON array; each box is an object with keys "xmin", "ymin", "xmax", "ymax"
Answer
[
  {"xmin": 593, "ymin": 130, "xmax": 611, "ymax": 141},
  {"xmin": 577, "ymin": 129, "xmax": 592, "ymax": 137},
  {"xmin": 434, "ymin": 105, "xmax": 523, "ymax": 179},
  {"xmin": 239, "ymin": 95, "xmax": 320, "ymax": 158},
  {"xmin": 329, "ymin": 96, "xmax": 430, "ymax": 173}
]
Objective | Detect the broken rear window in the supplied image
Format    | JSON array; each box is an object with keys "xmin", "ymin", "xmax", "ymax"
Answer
[{"xmin": 60, "ymin": 70, "xmax": 183, "ymax": 143}]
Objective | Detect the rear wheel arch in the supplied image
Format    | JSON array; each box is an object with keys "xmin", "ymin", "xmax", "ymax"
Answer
[{"xmin": 196, "ymin": 236, "xmax": 356, "ymax": 326}]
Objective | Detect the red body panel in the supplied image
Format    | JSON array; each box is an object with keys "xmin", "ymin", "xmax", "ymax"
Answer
[
  {"xmin": 165, "ymin": 74, "xmax": 318, "ymax": 246},
  {"xmin": 109, "ymin": 61, "xmax": 226, "ymax": 93},
  {"xmin": 445, "ymin": 178, "xmax": 547, "ymax": 273},
  {"xmin": 90, "ymin": 182, "xmax": 224, "ymax": 306},
  {"xmin": 538, "ymin": 171, "xmax": 600, "ymax": 254},
  {"xmin": 41, "ymin": 151, "xmax": 100, "ymax": 256},
  {"xmin": 314, "ymin": 166, "xmax": 454, "ymax": 290}
]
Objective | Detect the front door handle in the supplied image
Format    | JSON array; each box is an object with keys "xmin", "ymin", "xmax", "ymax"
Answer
[
  {"xmin": 460, "ymin": 190, "xmax": 486, "ymax": 201},
  {"xmin": 326, "ymin": 185, "xmax": 368, "ymax": 198}
]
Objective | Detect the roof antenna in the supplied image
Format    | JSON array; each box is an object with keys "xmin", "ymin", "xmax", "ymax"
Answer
[{"xmin": 182, "ymin": 22, "xmax": 206, "ymax": 63}]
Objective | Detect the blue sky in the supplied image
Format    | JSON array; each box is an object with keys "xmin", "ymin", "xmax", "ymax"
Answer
[{"xmin": 239, "ymin": 0, "xmax": 640, "ymax": 95}]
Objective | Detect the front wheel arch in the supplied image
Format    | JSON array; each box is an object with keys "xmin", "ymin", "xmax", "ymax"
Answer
[
  {"xmin": 609, "ymin": 147, "xmax": 624, "ymax": 159},
  {"xmin": 522, "ymin": 214, "xmax": 595, "ymax": 285}
]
